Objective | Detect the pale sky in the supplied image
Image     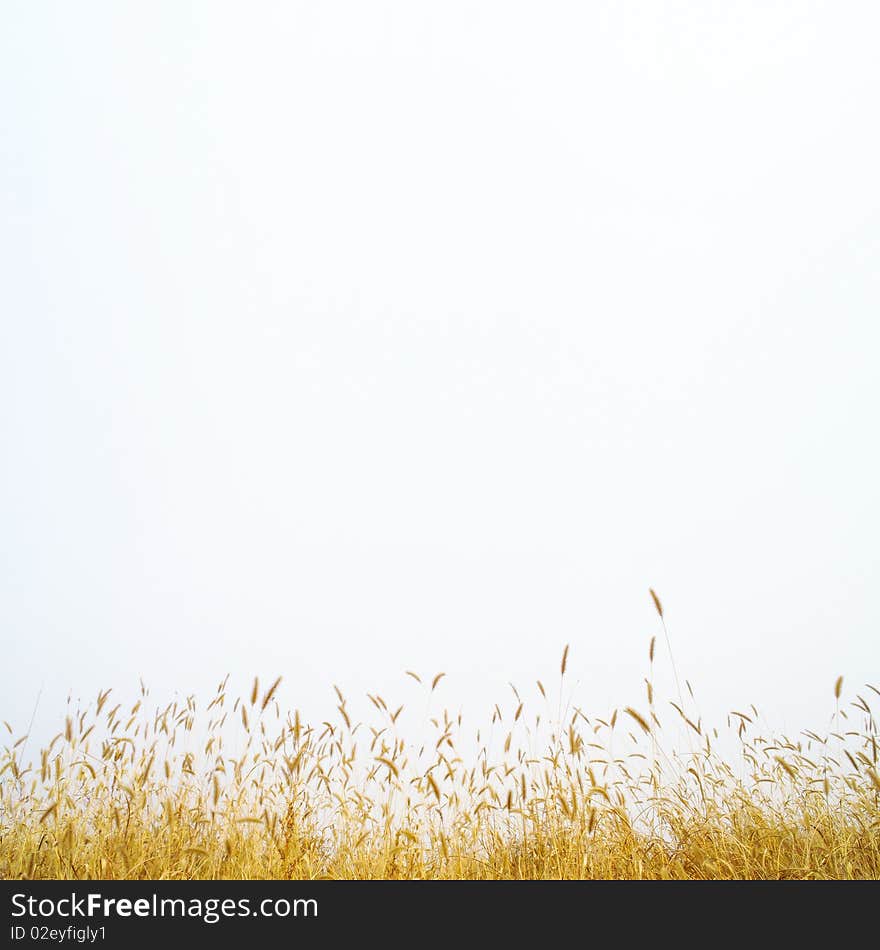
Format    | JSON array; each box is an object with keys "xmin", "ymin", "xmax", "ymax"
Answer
[{"xmin": 2, "ymin": 2, "xmax": 878, "ymax": 748}]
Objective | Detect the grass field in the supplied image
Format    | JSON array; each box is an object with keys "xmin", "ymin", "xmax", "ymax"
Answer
[{"xmin": 3, "ymin": 602, "xmax": 879, "ymax": 880}]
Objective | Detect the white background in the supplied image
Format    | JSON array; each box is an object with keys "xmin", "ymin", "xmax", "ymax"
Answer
[{"xmin": 2, "ymin": 2, "xmax": 878, "ymax": 746}]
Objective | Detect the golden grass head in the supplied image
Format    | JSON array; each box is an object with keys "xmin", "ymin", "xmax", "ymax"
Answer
[{"xmin": 649, "ymin": 589, "xmax": 663, "ymax": 619}]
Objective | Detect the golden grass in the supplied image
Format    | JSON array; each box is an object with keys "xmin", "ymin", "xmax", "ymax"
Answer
[{"xmin": 2, "ymin": 642, "xmax": 878, "ymax": 880}]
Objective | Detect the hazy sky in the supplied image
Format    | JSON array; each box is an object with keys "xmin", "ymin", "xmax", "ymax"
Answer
[{"xmin": 2, "ymin": 2, "xmax": 878, "ymax": 746}]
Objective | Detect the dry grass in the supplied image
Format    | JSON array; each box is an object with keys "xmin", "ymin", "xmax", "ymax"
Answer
[{"xmin": 2, "ymin": 637, "xmax": 879, "ymax": 880}]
